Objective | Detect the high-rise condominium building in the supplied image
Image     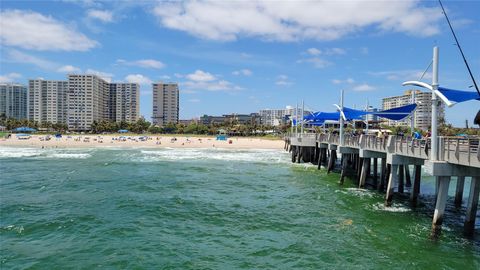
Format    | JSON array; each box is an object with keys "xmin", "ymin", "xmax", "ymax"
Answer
[
  {"xmin": 109, "ymin": 83, "xmax": 140, "ymax": 123},
  {"xmin": 382, "ymin": 90, "xmax": 445, "ymax": 130},
  {"xmin": 152, "ymin": 83, "xmax": 179, "ymax": 126},
  {"xmin": 28, "ymin": 79, "xmax": 68, "ymax": 124},
  {"xmin": 0, "ymin": 83, "xmax": 27, "ymax": 120},
  {"xmin": 67, "ymin": 75, "xmax": 141, "ymax": 131},
  {"xmin": 259, "ymin": 106, "xmax": 306, "ymax": 126},
  {"xmin": 67, "ymin": 74, "xmax": 110, "ymax": 131}
]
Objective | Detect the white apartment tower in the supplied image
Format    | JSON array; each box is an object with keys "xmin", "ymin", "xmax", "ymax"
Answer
[
  {"xmin": 28, "ymin": 79, "xmax": 68, "ymax": 124},
  {"xmin": 382, "ymin": 90, "xmax": 445, "ymax": 130},
  {"xmin": 0, "ymin": 83, "xmax": 28, "ymax": 120},
  {"xmin": 109, "ymin": 83, "xmax": 140, "ymax": 123},
  {"xmin": 152, "ymin": 82, "xmax": 179, "ymax": 126},
  {"xmin": 259, "ymin": 106, "xmax": 305, "ymax": 126},
  {"xmin": 67, "ymin": 74, "xmax": 110, "ymax": 131}
]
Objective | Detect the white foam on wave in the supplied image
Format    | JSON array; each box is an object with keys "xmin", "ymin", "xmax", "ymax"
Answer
[
  {"xmin": 335, "ymin": 188, "xmax": 375, "ymax": 198},
  {"xmin": 0, "ymin": 147, "xmax": 92, "ymax": 159},
  {"xmin": 138, "ymin": 148, "xmax": 290, "ymax": 164},
  {"xmin": 48, "ymin": 153, "xmax": 91, "ymax": 159},
  {"xmin": 0, "ymin": 147, "xmax": 43, "ymax": 158},
  {"xmin": 371, "ymin": 202, "xmax": 411, "ymax": 213}
]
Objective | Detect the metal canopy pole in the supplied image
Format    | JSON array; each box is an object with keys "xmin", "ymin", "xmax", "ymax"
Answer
[
  {"xmin": 295, "ymin": 102, "xmax": 298, "ymax": 136},
  {"xmin": 301, "ymin": 100, "xmax": 304, "ymax": 135},
  {"xmin": 431, "ymin": 46, "xmax": 439, "ymax": 161},
  {"xmin": 411, "ymin": 90, "xmax": 415, "ymax": 134},
  {"xmin": 339, "ymin": 90, "xmax": 345, "ymax": 146}
]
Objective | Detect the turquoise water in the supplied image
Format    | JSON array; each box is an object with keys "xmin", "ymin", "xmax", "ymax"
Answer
[{"xmin": 0, "ymin": 147, "xmax": 478, "ymax": 269}]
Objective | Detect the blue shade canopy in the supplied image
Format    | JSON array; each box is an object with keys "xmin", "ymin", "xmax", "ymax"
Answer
[
  {"xmin": 118, "ymin": 129, "xmax": 129, "ymax": 133},
  {"xmin": 342, "ymin": 107, "xmax": 368, "ymax": 121},
  {"xmin": 13, "ymin": 127, "xmax": 37, "ymax": 132},
  {"xmin": 304, "ymin": 103, "xmax": 417, "ymax": 123},
  {"xmin": 304, "ymin": 112, "xmax": 340, "ymax": 123},
  {"xmin": 437, "ymin": 87, "xmax": 480, "ymax": 105},
  {"xmin": 373, "ymin": 103, "xmax": 417, "ymax": 121}
]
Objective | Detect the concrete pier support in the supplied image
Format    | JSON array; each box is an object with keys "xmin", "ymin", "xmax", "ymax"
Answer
[
  {"xmin": 378, "ymin": 158, "xmax": 386, "ymax": 192},
  {"xmin": 359, "ymin": 158, "xmax": 369, "ymax": 188},
  {"xmin": 338, "ymin": 147, "xmax": 358, "ymax": 185},
  {"xmin": 464, "ymin": 177, "xmax": 480, "ymax": 236},
  {"xmin": 405, "ymin": 165, "xmax": 412, "ymax": 187},
  {"xmin": 386, "ymin": 154, "xmax": 424, "ymax": 205},
  {"xmin": 424, "ymin": 161, "xmax": 480, "ymax": 236},
  {"xmin": 356, "ymin": 157, "xmax": 363, "ymax": 183},
  {"xmin": 340, "ymin": 155, "xmax": 348, "ymax": 185},
  {"xmin": 454, "ymin": 176, "xmax": 465, "ymax": 208},
  {"xmin": 327, "ymin": 144, "xmax": 337, "ymax": 173},
  {"xmin": 431, "ymin": 176, "xmax": 451, "ymax": 237},
  {"xmin": 359, "ymin": 150, "xmax": 386, "ymax": 189},
  {"xmin": 317, "ymin": 150, "xmax": 323, "ymax": 169},
  {"xmin": 297, "ymin": 146, "xmax": 302, "ymax": 163},
  {"xmin": 398, "ymin": 165, "xmax": 405, "ymax": 194},
  {"xmin": 410, "ymin": 165, "xmax": 422, "ymax": 207},
  {"xmin": 385, "ymin": 164, "xmax": 399, "ymax": 207}
]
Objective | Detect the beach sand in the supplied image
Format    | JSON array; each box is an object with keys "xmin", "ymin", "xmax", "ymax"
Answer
[{"xmin": 0, "ymin": 135, "xmax": 284, "ymax": 149}]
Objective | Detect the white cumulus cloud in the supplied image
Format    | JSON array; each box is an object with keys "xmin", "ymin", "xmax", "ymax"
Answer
[
  {"xmin": 186, "ymin": 70, "xmax": 216, "ymax": 82},
  {"xmin": 152, "ymin": 1, "xmax": 442, "ymax": 42},
  {"xmin": 232, "ymin": 69, "xmax": 252, "ymax": 76},
  {"xmin": 125, "ymin": 74, "xmax": 152, "ymax": 85},
  {"xmin": 276, "ymin": 75, "xmax": 293, "ymax": 86},
  {"xmin": 0, "ymin": 73, "xmax": 22, "ymax": 83},
  {"xmin": 332, "ymin": 78, "xmax": 355, "ymax": 84},
  {"xmin": 183, "ymin": 70, "xmax": 241, "ymax": 92},
  {"xmin": 85, "ymin": 69, "xmax": 113, "ymax": 82},
  {"xmin": 117, "ymin": 59, "xmax": 165, "ymax": 69},
  {"xmin": 6, "ymin": 49, "xmax": 57, "ymax": 70},
  {"xmin": 0, "ymin": 9, "xmax": 98, "ymax": 51},
  {"xmin": 57, "ymin": 65, "xmax": 81, "ymax": 73},
  {"xmin": 87, "ymin": 9, "xmax": 113, "ymax": 23},
  {"xmin": 353, "ymin": 84, "xmax": 376, "ymax": 92}
]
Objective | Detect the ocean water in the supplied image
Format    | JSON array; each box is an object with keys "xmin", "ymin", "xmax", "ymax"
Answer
[{"xmin": 0, "ymin": 147, "xmax": 479, "ymax": 269}]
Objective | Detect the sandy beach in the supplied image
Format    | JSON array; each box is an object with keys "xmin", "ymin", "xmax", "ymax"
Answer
[{"xmin": 0, "ymin": 134, "xmax": 284, "ymax": 149}]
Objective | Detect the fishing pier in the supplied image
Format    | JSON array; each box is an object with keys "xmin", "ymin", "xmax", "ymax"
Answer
[
  {"xmin": 285, "ymin": 46, "xmax": 480, "ymax": 237},
  {"xmin": 285, "ymin": 133, "xmax": 479, "ymax": 236}
]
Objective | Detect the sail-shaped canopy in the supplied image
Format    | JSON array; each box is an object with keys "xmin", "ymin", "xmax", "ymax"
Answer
[
  {"xmin": 373, "ymin": 103, "xmax": 417, "ymax": 121},
  {"xmin": 304, "ymin": 103, "xmax": 417, "ymax": 124},
  {"xmin": 437, "ymin": 87, "xmax": 480, "ymax": 105},
  {"xmin": 342, "ymin": 107, "xmax": 368, "ymax": 121}
]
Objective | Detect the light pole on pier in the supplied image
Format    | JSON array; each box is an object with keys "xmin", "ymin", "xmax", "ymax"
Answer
[
  {"xmin": 339, "ymin": 90, "xmax": 345, "ymax": 146},
  {"xmin": 402, "ymin": 46, "xmax": 440, "ymax": 161}
]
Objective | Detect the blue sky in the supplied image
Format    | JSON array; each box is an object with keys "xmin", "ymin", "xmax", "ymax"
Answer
[{"xmin": 1, "ymin": 0, "xmax": 479, "ymax": 127}]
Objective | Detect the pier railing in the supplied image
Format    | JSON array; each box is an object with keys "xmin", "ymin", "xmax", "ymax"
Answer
[{"xmin": 289, "ymin": 132, "xmax": 480, "ymax": 168}]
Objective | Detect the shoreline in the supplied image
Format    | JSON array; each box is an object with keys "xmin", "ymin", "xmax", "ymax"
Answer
[{"xmin": 0, "ymin": 135, "xmax": 284, "ymax": 150}]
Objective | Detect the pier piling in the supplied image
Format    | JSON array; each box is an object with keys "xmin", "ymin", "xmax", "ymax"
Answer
[
  {"xmin": 410, "ymin": 165, "xmax": 422, "ymax": 206},
  {"xmin": 398, "ymin": 165, "xmax": 405, "ymax": 194},
  {"xmin": 385, "ymin": 164, "xmax": 399, "ymax": 207},
  {"xmin": 405, "ymin": 165, "xmax": 412, "ymax": 187},
  {"xmin": 464, "ymin": 177, "xmax": 480, "ymax": 236},
  {"xmin": 454, "ymin": 176, "xmax": 465, "ymax": 207},
  {"xmin": 359, "ymin": 158, "xmax": 369, "ymax": 188},
  {"xmin": 431, "ymin": 176, "xmax": 451, "ymax": 236}
]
